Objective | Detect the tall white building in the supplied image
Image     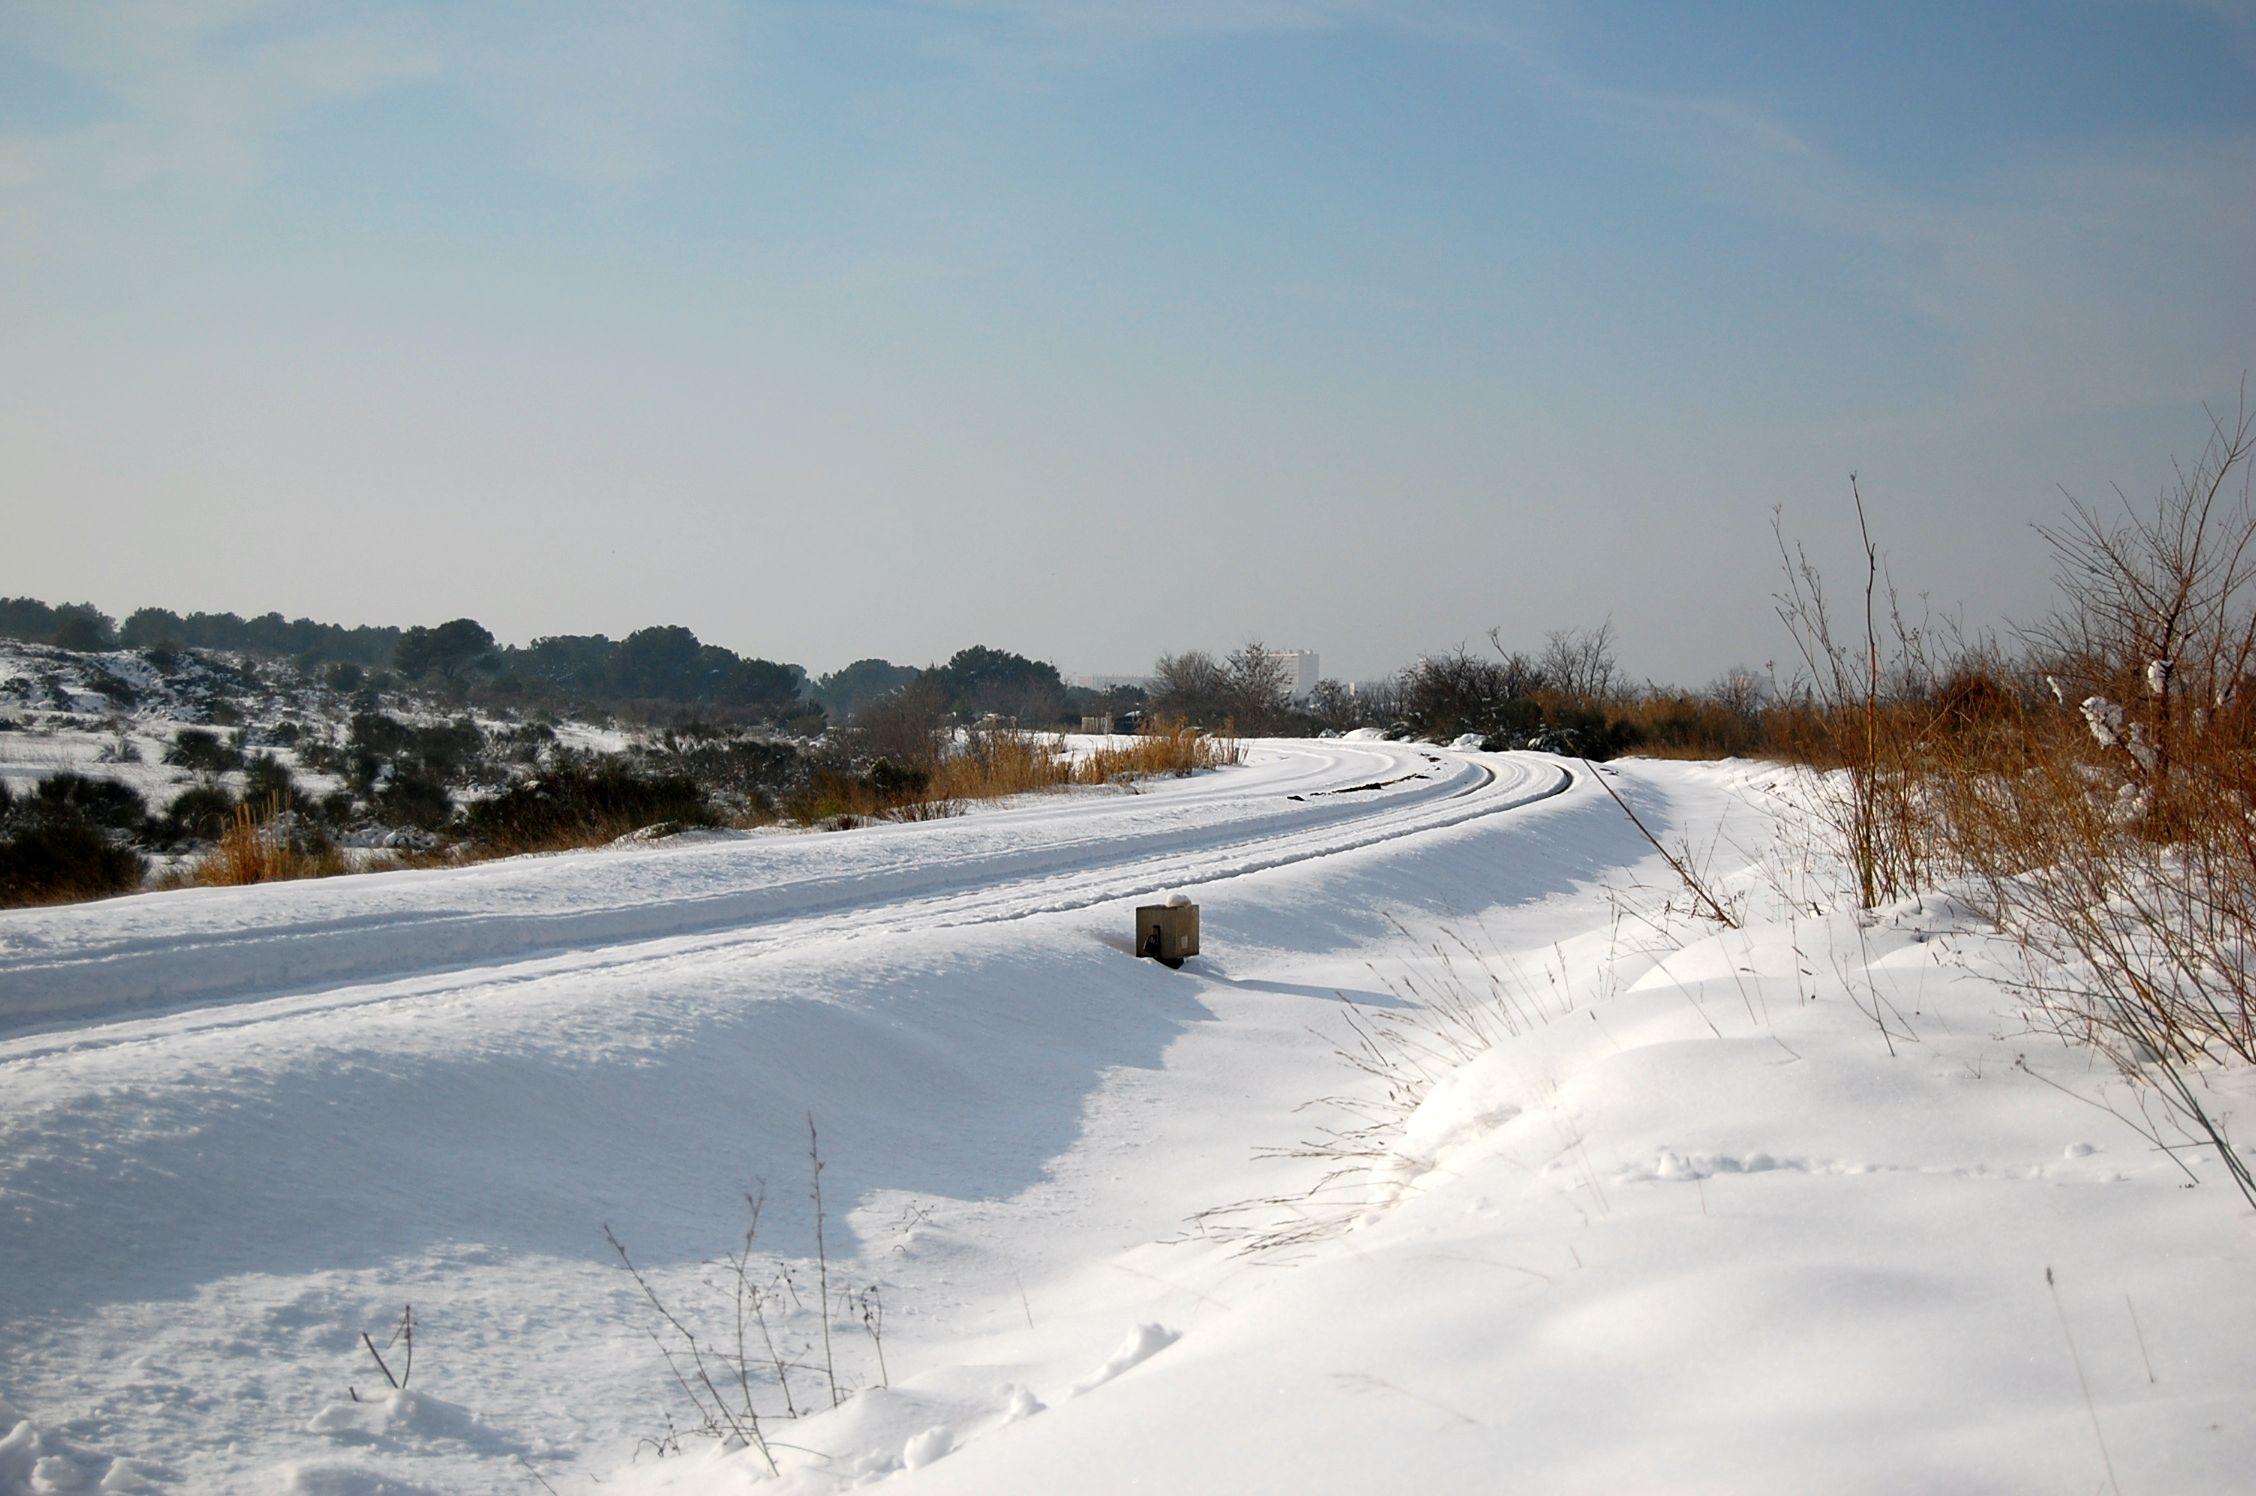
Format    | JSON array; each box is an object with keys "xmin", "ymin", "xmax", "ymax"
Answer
[{"xmin": 1264, "ymin": 649, "xmax": 1320, "ymax": 701}]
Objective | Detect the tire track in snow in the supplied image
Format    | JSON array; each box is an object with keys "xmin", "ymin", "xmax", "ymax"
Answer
[{"xmin": 0, "ymin": 749, "xmax": 1572, "ymax": 1059}]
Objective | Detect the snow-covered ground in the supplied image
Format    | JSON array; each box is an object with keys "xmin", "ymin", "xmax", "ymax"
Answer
[{"xmin": 3, "ymin": 745, "xmax": 2252, "ymax": 1494}]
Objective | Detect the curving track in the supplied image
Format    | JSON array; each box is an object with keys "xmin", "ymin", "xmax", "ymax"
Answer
[{"xmin": 0, "ymin": 742, "xmax": 1573, "ymax": 1050}]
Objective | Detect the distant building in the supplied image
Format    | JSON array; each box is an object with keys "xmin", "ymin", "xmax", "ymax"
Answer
[
  {"xmin": 1262, "ymin": 649, "xmax": 1320, "ymax": 701},
  {"xmin": 1074, "ymin": 674, "xmax": 1149, "ymax": 692}
]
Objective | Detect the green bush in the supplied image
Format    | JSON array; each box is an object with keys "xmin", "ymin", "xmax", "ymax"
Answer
[
  {"xmin": 163, "ymin": 784, "xmax": 238, "ymax": 843},
  {"xmin": 85, "ymin": 667, "xmax": 139, "ymax": 708},
  {"xmin": 0, "ymin": 818, "xmax": 146, "ymax": 904},
  {"xmin": 241, "ymin": 752, "xmax": 317, "ymax": 817},
  {"xmin": 465, "ymin": 757, "xmax": 718, "ymax": 851},
  {"xmin": 345, "ymin": 713, "xmax": 487, "ymax": 798},
  {"xmin": 494, "ymin": 721, "xmax": 557, "ymax": 764},
  {"xmin": 1, "ymin": 776, "xmax": 149, "ymax": 906},
  {"xmin": 866, "ymin": 758, "xmax": 928, "ymax": 800},
  {"xmin": 165, "ymin": 728, "xmax": 242, "ymax": 773},
  {"xmin": 411, "ymin": 717, "xmax": 486, "ymax": 780},
  {"xmin": 27, "ymin": 772, "xmax": 151, "ymax": 836},
  {"xmin": 375, "ymin": 763, "xmax": 456, "ymax": 831},
  {"xmin": 1531, "ymin": 706, "xmax": 1644, "ymax": 761},
  {"xmin": 348, "ymin": 711, "xmax": 416, "ymax": 760}
]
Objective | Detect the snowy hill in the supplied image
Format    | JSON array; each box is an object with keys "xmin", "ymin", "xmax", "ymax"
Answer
[{"xmin": 2, "ymin": 747, "xmax": 2251, "ymax": 1494}]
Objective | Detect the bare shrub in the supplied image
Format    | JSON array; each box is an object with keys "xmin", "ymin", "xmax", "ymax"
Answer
[
  {"xmin": 1772, "ymin": 483, "xmax": 1942, "ymax": 908},
  {"xmin": 1537, "ymin": 620, "xmax": 1620, "ymax": 706},
  {"xmin": 1923, "ymin": 402, "xmax": 2256, "ymax": 1205},
  {"xmin": 607, "ymin": 1117, "xmax": 895, "ymax": 1471},
  {"xmin": 848, "ymin": 676, "xmax": 949, "ymax": 770},
  {"xmin": 1147, "ymin": 650, "xmax": 1229, "ymax": 725},
  {"xmin": 1395, "ymin": 645, "xmax": 1537, "ymax": 743},
  {"xmin": 1774, "ymin": 396, "xmax": 2256, "ymax": 1207}
]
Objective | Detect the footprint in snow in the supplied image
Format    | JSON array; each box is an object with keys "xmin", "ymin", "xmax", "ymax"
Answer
[{"xmin": 1072, "ymin": 1323, "xmax": 1181, "ymax": 1397}]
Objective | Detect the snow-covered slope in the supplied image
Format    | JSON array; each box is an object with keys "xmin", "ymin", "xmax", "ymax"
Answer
[{"xmin": 2, "ymin": 751, "xmax": 2251, "ymax": 1495}]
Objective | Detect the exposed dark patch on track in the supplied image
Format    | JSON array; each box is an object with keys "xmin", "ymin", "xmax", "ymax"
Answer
[{"xmin": 1288, "ymin": 771, "xmax": 1431, "ymax": 802}]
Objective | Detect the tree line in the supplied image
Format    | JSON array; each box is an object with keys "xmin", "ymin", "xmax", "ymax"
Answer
[
  {"xmin": 3, "ymin": 593, "xmax": 1749, "ymax": 756},
  {"xmin": 0, "ymin": 595, "xmax": 1135, "ymax": 732}
]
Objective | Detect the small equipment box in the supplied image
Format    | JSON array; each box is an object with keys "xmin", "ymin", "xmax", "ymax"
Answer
[{"xmin": 1135, "ymin": 898, "xmax": 1200, "ymax": 969}]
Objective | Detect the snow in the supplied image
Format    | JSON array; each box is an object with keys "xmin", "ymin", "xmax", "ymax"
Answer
[
  {"xmin": 4, "ymin": 747, "xmax": 2253, "ymax": 1494},
  {"xmin": 1066, "ymin": 1324, "xmax": 1179, "ymax": 1397}
]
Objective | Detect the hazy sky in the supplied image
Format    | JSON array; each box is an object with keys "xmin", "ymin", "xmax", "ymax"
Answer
[{"xmin": 4, "ymin": 1, "xmax": 2253, "ymax": 686}]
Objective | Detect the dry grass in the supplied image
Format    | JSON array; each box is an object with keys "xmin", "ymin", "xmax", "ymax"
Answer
[
  {"xmin": 928, "ymin": 725, "xmax": 1075, "ymax": 800},
  {"xmin": 1073, "ymin": 718, "xmax": 1242, "ymax": 783},
  {"xmin": 924, "ymin": 719, "xmax": 1243, "ymax": 799},
  {"xmin": 1771, "ymin": 480, "xmax": 1940, "ymax": 909},
  {"xmin": 188, "ymin": 796, "xmax": 345, "ymax": 887},
  {"xmin": 1610, "ymin": 692, "xmax": 1764, "ymax": 759},
  {"xmin": 1771, "ymin": 398, "xmax": 2256, "ymax": 1207},
  {"xmin": 794, "ymin": 719, "xmax": 1244, "ymax": 824},
  {"xmin": 1912, "ymin": 675, "xmax": 2256, "ymax": 1207}
]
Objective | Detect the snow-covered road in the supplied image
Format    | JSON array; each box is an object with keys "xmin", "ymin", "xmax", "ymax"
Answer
[{"xmin": 0, "ymin": 740, "xmax": 1561, "ymax": 1041}]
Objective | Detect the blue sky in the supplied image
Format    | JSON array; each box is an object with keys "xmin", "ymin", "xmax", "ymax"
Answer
[{"xmin": 3, "ymin": 1, "xmax": 2253, "ymax": 686}]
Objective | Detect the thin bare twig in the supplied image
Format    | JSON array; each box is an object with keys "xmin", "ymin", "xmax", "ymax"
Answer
[{"xmin": 1582, "ymin": 761, "xmax": 1739, "ymax": 927}]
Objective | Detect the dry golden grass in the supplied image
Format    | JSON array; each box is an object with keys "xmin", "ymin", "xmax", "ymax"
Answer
[
  {"xmin": 1073, "ymin": 718, "xmax": 1242, "ymax": 783},
  {"xmin": 905, "ymin": 719, "xmax": 1242, "ymax": 807},
  {"xmin": 1923, "ymin": 681, "xmax": 2256, "ymax": 1058},
  {"xmin": 1607, "ymin": 692, "xmax": 1763, "ymax": 760},
  {"xmin": 784, "ymin": 718, "xmax": 1244, "ymax": 824},
  {"xmin": 928, "ymin": 726, "xmax": 1075, "ymax": 800},
  {"xmin": 1763, "ymin": 401, "xmax": 2256, "ymax": 1204},
  {"xmin": 188, "ymin": 797, "xmax": 345, "ymax": 887}
]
